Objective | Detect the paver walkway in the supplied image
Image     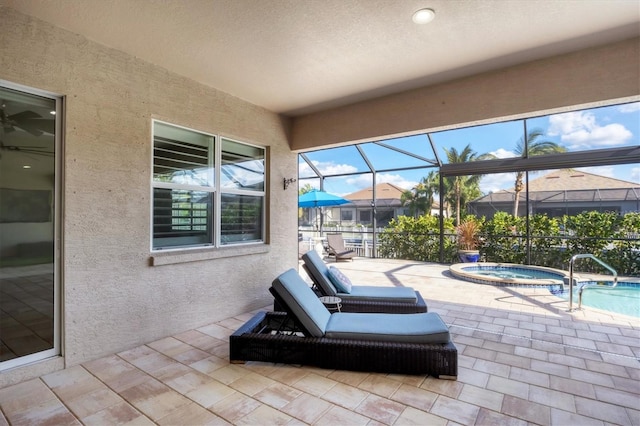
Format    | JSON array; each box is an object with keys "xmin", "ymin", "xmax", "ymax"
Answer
[{"xmin": 1, "ymin": 258, "xmax": 638, "ymax": 425}]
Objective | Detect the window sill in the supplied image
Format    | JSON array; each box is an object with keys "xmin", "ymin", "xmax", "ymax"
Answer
[{"xmin": 151, "ymin": 243, "xmax": 269, "ymax": 266}]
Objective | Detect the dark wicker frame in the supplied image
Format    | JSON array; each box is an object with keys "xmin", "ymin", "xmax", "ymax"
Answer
[{"xmin": 230, "ymin": 311, "xmax": 457, "ymax": 379}]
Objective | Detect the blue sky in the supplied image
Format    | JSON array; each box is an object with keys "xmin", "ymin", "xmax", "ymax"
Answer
[{"xmin": 299, "ymin": 101, "xmax": 640, "ymax": 197}]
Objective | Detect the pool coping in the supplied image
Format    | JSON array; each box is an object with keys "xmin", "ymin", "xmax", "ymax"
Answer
[{"xmin": 449, "ymin": 262, "xmax": 568, "ymax": 287}]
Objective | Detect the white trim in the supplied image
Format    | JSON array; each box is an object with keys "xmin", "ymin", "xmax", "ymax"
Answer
[{"xmin": 150, "ymin": 120, "xmax": 267, "ymax": 252}]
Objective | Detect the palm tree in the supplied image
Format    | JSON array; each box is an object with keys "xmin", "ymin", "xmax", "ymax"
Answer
[
  {"xmin": 299, "ymin": 183, "xmax": 314, "ymax": 195},
  {"xmin": 512, "ymin": 129, "xmax": 566, "ymax": 216},
  {"xmin": 401, "ymin": 171, "xmax": 438, "ymax": 217},
  {"xmin": 400, "ymin": 186, "xmax": 424, "ymax": 218},
  {"xmin": 421, "ymin": 171, "xmax": 439, "ymax": 213},
  {"xmin": 443, "ymin": 145, "xmax": 493, "ymax": 225}
]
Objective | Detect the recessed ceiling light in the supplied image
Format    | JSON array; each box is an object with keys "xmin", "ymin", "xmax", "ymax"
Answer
[
  {"xmin": 50, "ymin": 111, "xmax": 56, "ymax": 115},
  {"xmin": 412, "ymin": 8, "xmax": 435, "ymax": 24},
  {"xmin": 23, "ymin": 165, "xmax": 32, "ymax": 169}
]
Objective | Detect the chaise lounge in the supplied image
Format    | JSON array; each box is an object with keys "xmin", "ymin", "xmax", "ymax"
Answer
[
  {"xmin": 325, "ymin": 233, "xmax": 356, "ymax": 261},
  {"xmin": 297, "ymin": 250, "xmax": 428, "ymax": 313},
  {"xmin": 231, "ymin": 268, "xmax": 457, "ymax": 378}
]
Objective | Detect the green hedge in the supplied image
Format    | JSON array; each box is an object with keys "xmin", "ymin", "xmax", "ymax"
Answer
[
  {"xmin": 378, "ymin": 211, "xmax": 639, "ymax": 276},
  {"xmin": 377, "ymin": 215, "xmax": 457, "ymax": 263}
]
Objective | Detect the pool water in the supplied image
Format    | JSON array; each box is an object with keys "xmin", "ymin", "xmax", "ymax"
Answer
[
  {"xmin": 552, "ymin": 282, "xmax": 640, "ymax": 318},
  {"xmin": 450, "ymin": 263, "xmax": 639, "ymax": 317},
  {"xmin": 476, "ymin": 269, "xmax": 561, "ymax": 280},
  {"xmin": 449, "ymin": 263, "xmax": 566, "ymax": 287}
]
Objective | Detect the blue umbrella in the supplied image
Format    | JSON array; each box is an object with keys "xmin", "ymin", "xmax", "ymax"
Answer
[
  {"xmin": 299, "ymin": 190, "xmax": 350, "ymax": 235},
  {"xmin": 298, "ymin": 189, "xmax": 349, "ymax": 208}
]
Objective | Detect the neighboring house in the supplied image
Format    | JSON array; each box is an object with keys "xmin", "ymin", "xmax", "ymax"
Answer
[
  {"xmin": 299, "ymin": 183, "xmax": 407, "ymax": 229},
  {"xmin": 468, "ymin": 170, "xmax": 640, "ymax": 219},
  {"xmin": 0, "ymin": 5, "xmax": 636, "ymax": 387},
  {"xmin": 323, "ymin": 183, "xmax": 443, "ymax": 228},
  {"xmin": 330, "ymin": 183, "xmax": 409, "ymax": 227}
]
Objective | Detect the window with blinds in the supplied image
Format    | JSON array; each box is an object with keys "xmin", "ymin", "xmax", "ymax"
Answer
[{"xmin": 152, "ymin": 121, "xmax": 265, "ymax": 250}]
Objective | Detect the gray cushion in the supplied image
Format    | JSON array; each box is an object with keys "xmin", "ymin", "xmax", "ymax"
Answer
[
  {"xmin": 302, "ymin": 250, "xmax": 337, "ymax": 296},
  {"xmin": 272, "ymin": 269, "xmax": 331, "ymax": 337},
  {"xmin": 341, "ymin": 285, "xmax": 418, "ymax": 303},
  {"xmin": 327, "ymin": 266, "xmax": 352, "ymax": 293},
  {"xmin": 303, "ymin": 250, "xmax": 420, "ymax": 302},
  {"xmin": 325, "ymin": 312, "xmax": 450, "ymax": 344}
]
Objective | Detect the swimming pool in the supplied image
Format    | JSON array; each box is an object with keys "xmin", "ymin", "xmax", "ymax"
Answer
[
  {"xmin": 551, "ymin": 282, "xmax": 640, "ymax": 318},
  {"xmin": 449, "ymin": 263, "xmax": 640, "ymax": 318},
  {"xmin": 449, "ymin": 263, "xmax": 566, "ymax": 287}
]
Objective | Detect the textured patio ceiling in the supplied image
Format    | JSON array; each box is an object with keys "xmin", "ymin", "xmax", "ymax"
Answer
[{"xmin": 2, "ymin": 0, "xmax": 639, "ymax": 116}]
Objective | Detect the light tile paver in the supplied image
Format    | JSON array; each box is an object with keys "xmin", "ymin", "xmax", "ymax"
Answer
[
  {"xmin": 430, "ymin": 394, "xmax": 480, "ymax": 425},
  {"xmin": 1, "ymin": 259, "xmax": 638, "ymax": 426},
  {"xmin": 390, "ymin": 383, "xmax": 438, "ymax": 411},
  {"xmin": 394, "ymin": 406, "xmax": 448, "ymax": 425},
  {"xmin": 320, "ymin": 382, "xmax": 368, "ymax": 410},
  {"xmin": 354, "ymin": 393, "xmax": 406, "ymax": 425},
  {"xmin": 574, "ymin": 396, "xmax": 632, "ymax": 425},
  {"xmin": 280, "ymin": 392, "xmax": 332, "ymax": 424},
  {"xmin": 502, "ymin": 395, "xmax": 551, "ymax": 425},
  {"xmin": 458, "ymin": 384, "xmax": 503, "ymax": 411},
  {"xmin": 486, "ymin": 376, "xmax": 529, "ymax": 400}
]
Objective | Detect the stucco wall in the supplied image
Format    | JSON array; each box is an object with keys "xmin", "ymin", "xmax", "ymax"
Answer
[
  {"xmin": 291, "ymin": 37, "xmax": 640, "ymax": 150},
  {"xmin": 0, "ymin": 7, "xmax": 297, "ymax": 385}
]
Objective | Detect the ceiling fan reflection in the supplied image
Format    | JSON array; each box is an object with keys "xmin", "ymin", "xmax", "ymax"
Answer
[
  {"xmin": 0, "ymin": 140, "xmax": 54, "ymax": 160},
  {"xmin": 1, "ymin": 106, "xmax": 55, "ymax": 137}
]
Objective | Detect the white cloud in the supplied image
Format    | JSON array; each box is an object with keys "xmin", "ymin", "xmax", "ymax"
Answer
[
  {"xmin": 489, "ymin": 148, "xmax": 517, "ymax": 159},
  {"xmin": 377, "ymin": 173, "xmax": 419, "ymax": 190},
  {"xmin": 617, "ymin": 102, "xmax": 640, "ymax": 113},
  {"xmin": 480, "ymin": 173, "xmax": 515, "ymax": 194},
  {"xmin": 297, "ymin": 180, "xmax": 320, "ymax": 191},
  {"xmin": 298, "ymin": 160, "xmax": 358, "ymax": 177},
  {"xmin": 630, "ymin": 167, "xmax": 640, "ymax": 183},
  {"xmin": 345, "ymin": 173, "xmax": 418, "ymax": 191},
  {"xmin": 316, "ymin": 161, "xmax": 358, "ymax": 176},
  {"xmin": 344, "ymin": 174, "xmax": 373, "ymax": 189},
  {"xmin": 548, "ymin": 111, "xmax": 632, "ymax": 150}
]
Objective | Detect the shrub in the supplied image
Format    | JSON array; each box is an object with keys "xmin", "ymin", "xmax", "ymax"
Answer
[
  {"xmin": 528, "ymin": 214, "xmax": 565, "ymax": 268},
  {"xmin": 378, "ymin": 215, "xmax": 456, "ymax": 262},
  {"xmin": 482, "ymin": 212, "xmax": 525, "ymax": 264},
  {"xmin": 604, "ymin": 212, "xmax": 640, "ymax": 276},
  {"xmin": 377, "ymin": 211, "xmax": 639, "ymax": 276}
]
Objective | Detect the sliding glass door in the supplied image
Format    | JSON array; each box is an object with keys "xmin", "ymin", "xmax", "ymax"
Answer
[{"xmin": 0, "ymin": 83, "xmax": 60, "ymax": 370}]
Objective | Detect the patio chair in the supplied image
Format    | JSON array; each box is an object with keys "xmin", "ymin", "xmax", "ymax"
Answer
[
  {"xmin": 325, "ymin": 233, "xmax": 356, "ymax": 261},
  {"xmin": 230, "ymin": 268, "xmax": 457, "ymax": 379},
  {"xmin": 296, "ymin": 249, "xmax": 428, "ymax": 313}
]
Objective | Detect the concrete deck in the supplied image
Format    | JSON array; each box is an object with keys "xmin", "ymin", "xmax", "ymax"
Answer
[{"xmin": 1, "ymin": 257, "xmax": 638, "ymax": 425}]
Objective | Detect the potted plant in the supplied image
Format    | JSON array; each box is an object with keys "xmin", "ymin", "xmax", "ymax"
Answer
[{"xmin": 457, "ymin": 217, "xmax": 482, "ymax": 262}]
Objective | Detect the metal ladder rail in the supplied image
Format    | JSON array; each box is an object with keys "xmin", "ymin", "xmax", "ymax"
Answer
[{"xmin": 567, "ymin": 253, "xmax": 618, "ymax": 312}]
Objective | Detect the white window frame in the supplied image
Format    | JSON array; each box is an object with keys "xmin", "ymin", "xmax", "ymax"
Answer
[
  {"xmin": 218, "ymin": 137, "xmax": 266, "ymax": 246},
  {"xmin": 151, "ymin": 120, "xmax": 266, "ymax": 251}
]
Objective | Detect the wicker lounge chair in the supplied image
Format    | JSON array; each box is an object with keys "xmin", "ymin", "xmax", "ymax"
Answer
[
  {"xmin": 230, "ymin": 269, "xmax": 457, "ymax": 379},
  {"xmin": 297, "ymin": 250, "xmax": 428, "ymax": 313},
  {"xmin": 326, "ymin": 233, "xmax": 356, "ymax": 261}
]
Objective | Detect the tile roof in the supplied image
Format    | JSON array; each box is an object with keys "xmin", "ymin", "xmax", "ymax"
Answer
[
  {"xmin": 472, "ymin": 170, "xmax": 639, "ymax": 203},
  {"xmin": 344, "ymin": 182, "xmax": 407, "ymax": 201},
  {"xmin": 526, "ymin": 169, "xmax": 639, "ymax": 191}
]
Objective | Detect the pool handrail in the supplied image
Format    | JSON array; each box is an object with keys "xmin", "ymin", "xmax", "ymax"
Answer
[{"xmin": 568, "ymin": 253, "xmax": 618, "ymax": 312}]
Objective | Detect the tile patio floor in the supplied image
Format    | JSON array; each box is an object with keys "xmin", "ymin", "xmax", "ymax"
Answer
[{"xmin": 0, "ymin": 257, "xmax": 638, "ymax": 425}]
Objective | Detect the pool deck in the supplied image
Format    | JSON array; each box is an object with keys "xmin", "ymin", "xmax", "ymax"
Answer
[{"xmin": 1, "ymin": 257, "xmax": 638, "ymax": 425}]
